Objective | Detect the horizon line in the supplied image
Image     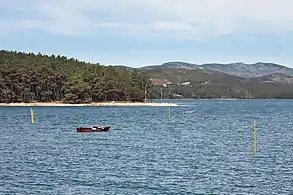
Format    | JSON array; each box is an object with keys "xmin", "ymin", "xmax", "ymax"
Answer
[{"xmin": 1, "ymin": 49, "xmax": 290, "ymax": 69}]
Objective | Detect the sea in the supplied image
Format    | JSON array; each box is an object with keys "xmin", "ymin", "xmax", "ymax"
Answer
[{"xmin": 0, "ymin": 99, "xmax": 293, "ymax": 194}]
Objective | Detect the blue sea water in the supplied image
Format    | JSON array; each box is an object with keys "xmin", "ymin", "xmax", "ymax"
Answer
[{"xmin": 0, "ymin": 99, "xmax": 293, "ymax": 194}]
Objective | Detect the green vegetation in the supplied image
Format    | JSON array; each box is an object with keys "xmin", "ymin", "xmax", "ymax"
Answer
[
  {"xmin": 0, "ymin": 50, "xmax": 151, "ymax": 103},
  {"xmin": 2, "ymin": 50, "xmax": 293, "ymax": 103},
  {"xmin": 144, "ymin": 68, "xmax": 293, "ymax": 99}
]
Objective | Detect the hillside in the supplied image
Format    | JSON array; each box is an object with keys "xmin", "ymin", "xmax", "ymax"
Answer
[
  {"xmin": 140, "ymin": 61, "xmax": 293, "ymax": 78},
  {"xmin": 2, "ymin": 50, "xmax": 293, "ymax": 101},
  {"xmin": 255, "ymin": 73, "xmax": 293, "ymax": 84},
  {"xmin": 201, "ymin": 62, "xmax": 293, "ymax": 78},
  {"xmin": 0, "ymin": 50, "xmax": 152, "ymax": 103},
  {"xmin": 141, "ymin": 66, "xmax": 293, "ymax": 99}
]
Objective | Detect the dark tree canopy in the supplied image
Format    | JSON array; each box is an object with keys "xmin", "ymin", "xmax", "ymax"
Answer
[
  {"xmin": 0, "ymin": 50, "xmax": 151, "ymax": 103},
  {"xmin": 2, "ymin": 50, "xmax": 293, "ymax": 103}
]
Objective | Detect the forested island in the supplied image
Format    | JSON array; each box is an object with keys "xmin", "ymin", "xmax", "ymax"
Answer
[
  {"xmin": 2, "ymin": 50, "xmax": 293, "ymax": 104},
  {"xmin": 0, "ymin": 50, "xmax": 152, "ymax": 103}
]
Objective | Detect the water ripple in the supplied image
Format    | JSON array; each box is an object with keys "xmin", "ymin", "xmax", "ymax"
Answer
[{"xmin": 1, "ymin": 100, "xmax": 293, "ymax": 194}]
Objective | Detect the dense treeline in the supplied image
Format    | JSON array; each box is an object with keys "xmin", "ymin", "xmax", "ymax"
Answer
[
  {"xmin": 146, "ymin": 68, "xmax": 293, "ymax": 99},
  {"xmin": 0, "ymin": 50, "xmax": 151, "ymax": 103},
  {"xmin": 151, "ymin": 83, "xmax": 293, "ymax": 99},
  {"xmin": 2, "ymin": 50, "xmax": 293, "ymax": 103}
]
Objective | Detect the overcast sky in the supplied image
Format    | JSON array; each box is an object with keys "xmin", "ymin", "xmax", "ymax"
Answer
[{"xmin": 1, "ymin": 0, "xmax": 293, "ymax": 67}]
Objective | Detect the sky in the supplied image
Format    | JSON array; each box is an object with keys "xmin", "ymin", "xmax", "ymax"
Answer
[{"xmin": 1, "ymin": 0, "xmax": 293, "ymax": 68}]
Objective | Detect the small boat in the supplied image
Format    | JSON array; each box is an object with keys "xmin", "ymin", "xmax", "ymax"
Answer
[{"xmin": 77, "ymin": 126, "xmax": 110, "ymax": 132}]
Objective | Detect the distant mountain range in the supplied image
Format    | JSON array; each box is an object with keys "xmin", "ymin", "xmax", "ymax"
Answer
[
  {"xmin": 133, "ymin": 61, "xmax": 293, "ymax": 99},
  {"xmin": 139, "ymin": 61, "xmax": 293, "ymax": 78},
  {"xmin": 2, "ymin": 49, "xmax": 293, "ymax": 100}
]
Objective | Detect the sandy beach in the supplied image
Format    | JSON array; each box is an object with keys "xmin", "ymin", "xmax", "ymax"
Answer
[{"xmin": 0, "ymin": 102, "xmax": 179, "ymax": 107}]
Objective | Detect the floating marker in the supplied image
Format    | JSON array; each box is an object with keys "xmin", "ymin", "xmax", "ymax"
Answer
[
  {"xmin": 253, "ymin": 120, "xmax": 257, "ymax": 155},
  {"xmin": 31, "ymin": 108, "xmax": 35, "ymax": 124},
  {"xmin": 168, "ymin": 107, "xmax": 171, "ymax": 119}
]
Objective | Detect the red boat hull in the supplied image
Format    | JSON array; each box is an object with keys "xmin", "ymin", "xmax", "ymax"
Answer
[{"xmin": 77, "ymin": 126, "xmax": 110, "ymax": 132}]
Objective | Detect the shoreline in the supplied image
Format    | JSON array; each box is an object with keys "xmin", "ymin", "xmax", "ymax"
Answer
[{"xmin": 0, "ymin": 102, "xmax": 179, "ymax": 107}]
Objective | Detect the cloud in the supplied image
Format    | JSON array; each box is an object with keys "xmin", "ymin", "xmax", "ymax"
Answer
[{"xmin": 1, "ymin": 0, "xmax": 293, "ymax": 39}]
